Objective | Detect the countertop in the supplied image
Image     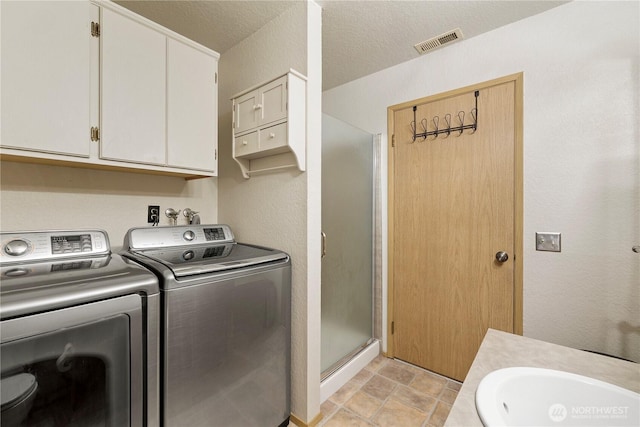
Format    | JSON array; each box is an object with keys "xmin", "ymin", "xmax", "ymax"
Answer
[{"xmin": 444, "ymin": 329, "xmax": 640, "ymax": 426}]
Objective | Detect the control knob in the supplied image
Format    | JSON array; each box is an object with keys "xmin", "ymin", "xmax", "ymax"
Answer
[
  {"xmin": 183, "ymin": 230, "xmax": 196, "ymax": 242},
  {"xmin": 3, "ymin": 239, "xmax": 30, "ymax": 257}
]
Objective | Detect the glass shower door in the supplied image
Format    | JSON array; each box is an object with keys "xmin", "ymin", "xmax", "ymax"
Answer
[{"xmin": 321, "ymin": 114, "xmax": 374, "ymax": 375}]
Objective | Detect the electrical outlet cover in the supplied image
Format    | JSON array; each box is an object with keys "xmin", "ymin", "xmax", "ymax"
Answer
[
  {"xmin": 536, "ymin": 232, "xmax": 561, "ymax": 252},
  {"xmin": 147, "ymin": 205, "xmax": 160, "ymax": 223}
]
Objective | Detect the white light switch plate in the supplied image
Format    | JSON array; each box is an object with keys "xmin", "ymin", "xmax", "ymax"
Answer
[{"xmin": 536, "ymin": 232, "xmax": 561, "ymax": 252}]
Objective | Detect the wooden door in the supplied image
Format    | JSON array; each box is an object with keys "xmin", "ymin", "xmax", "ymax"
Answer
[{"xmin": 388, "ymin": 75, "xmax": 523, "ymax": 381}]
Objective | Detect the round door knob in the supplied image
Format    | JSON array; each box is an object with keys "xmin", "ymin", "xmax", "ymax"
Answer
[
  {"xmin": 633, "ymin": 246, "xmax": 640, "ymax": 253},
  {"xmin": 495, "ymin": 251, "xmax": 509, "ymax": 263}
]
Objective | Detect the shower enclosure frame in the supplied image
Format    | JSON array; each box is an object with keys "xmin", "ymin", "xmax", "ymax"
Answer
[{"xmin": 320, "ymin": 115, "xmax": 381, "ymax": 381}]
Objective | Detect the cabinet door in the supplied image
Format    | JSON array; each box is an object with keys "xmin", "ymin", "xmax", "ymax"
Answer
[
  {"xmin": 166, "ymin": 39, "xmax": 217, "ymax": 172},
  {"xmin": 234, "ymin": 91, "xmax": 259, "ymax": 135},
  {"xmin": 100, "ymin": 8, "xmax": 166, "ymax": 165},
  {"xmin": 259, "ymin": 75, "xmax": 287, "ymax": 126},
  {"xmin": 1, "ymin": 1, "xmax": 91, "ymax": 157}
]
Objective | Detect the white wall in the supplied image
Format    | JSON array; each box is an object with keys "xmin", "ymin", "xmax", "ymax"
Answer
[
  {"xmin": 323, "ymin": 1, "xmax": 640, "ymax": 362},
  {"xmin": 0, "ymin": 161, "xmax": 217, "ymax": 251},
  {"xmin": 217, "ymin": 2, "xmax": 322, "ymax": 422}
]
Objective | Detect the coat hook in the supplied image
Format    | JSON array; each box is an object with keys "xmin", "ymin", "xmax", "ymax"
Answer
[
  {"xmin": 420, "ymin": 119, "xmax": 429, "ymax": 141},
  {"xmin": 432, "ymin": 116, "xmax": 440, "ymax": 139},
  {"xmin": 443, "ymin": 113, "xmax": 452, "ymax": 138},
  {"xmin": 456, "ymin": 111, "xmax": 465, "ymax": 136},
  {"xmin": 469, "ymin": 108, "xmax": 478, "ymax": 134}
]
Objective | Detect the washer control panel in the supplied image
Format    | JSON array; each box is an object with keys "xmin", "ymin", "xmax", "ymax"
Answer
[
  {"xmin": 125, "ymin": 224, "xmax": 235, "ymax": 250},
  {"xmin": 0, "ymin": 230, "xmax": 110, "ymax": 264}
]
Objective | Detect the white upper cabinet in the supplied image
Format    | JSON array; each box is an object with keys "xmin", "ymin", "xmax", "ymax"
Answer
[
  {"xmin": 0, "ymin": 1, "xmax": 91, "ymax": 157},
  {"xmin": 166, "ymin": 39, "xmax": 217, "ymax": 172},
  {"xmin": 0, "ymin": 1, "xmax": 220, "ymax": 178},
  {"xmin": 100, "ymin": 7, "xmax": 166, "ymax": 165}
]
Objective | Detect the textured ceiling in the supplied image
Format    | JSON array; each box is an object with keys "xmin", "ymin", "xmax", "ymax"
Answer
[
  {"xmin": 116, "ymin": 0, "xmax": 568, "ymax": 90},
  {"xmin": 115, "ymin": 1, "xmax": 299, "ymax": 53}
]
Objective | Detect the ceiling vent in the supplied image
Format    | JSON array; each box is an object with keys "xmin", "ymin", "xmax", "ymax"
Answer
[{"xmin": 414, "ymin": 28, "xmax": 464, "ymax": 55}]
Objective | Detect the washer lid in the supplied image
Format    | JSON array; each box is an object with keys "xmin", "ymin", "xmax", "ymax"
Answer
[{"xmin": 133, "ymin": 243, "xmax": 288, "ymax": 277}]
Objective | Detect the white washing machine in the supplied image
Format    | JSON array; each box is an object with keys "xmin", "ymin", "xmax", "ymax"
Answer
[{"xmin": 0, "ymin": 229, "xmax": 160, "ymax": 427}]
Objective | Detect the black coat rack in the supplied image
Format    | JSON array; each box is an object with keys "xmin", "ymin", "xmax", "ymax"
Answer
[{"xmin": 410, "ymin": 90, "xmax": 479, "ymax": 142}]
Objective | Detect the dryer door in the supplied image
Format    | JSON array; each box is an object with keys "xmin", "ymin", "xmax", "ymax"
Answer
[{"xmin": 1, "ymin": 294, "xmax": 143, "ymax": 427}]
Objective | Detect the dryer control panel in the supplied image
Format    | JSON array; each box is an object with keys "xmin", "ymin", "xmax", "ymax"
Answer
[
  {"xmin": 124, "ymin": 224, "xmax": 235, "ymax": 250},
  {"xmin": 0, "ymin": 230, "xmax": 110, "ymax": 264}
]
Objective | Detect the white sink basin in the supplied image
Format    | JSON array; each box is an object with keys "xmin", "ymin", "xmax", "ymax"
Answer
[{"xmin": 475, "ymin": 367, "xmax": 640, "ymax": 426}]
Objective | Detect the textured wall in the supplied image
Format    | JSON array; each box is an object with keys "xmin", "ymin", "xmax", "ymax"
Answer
[
  {"xmin": 0, "ymin": 161, "xmax": 217, "ymax": 251},
  {"xmin": 217, "ymin": 2, "xmax": 322, "ymax": 422},
  {"xmin": 323, "ymin": 1, "xmax": 640, "ymax": 361}
]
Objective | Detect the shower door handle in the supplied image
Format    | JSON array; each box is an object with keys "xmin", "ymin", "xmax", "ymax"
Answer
[{"xmin": 321, "ymin": 232, "xmax": 327, "ymax": 258}]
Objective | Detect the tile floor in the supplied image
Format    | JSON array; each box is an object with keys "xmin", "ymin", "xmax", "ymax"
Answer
[{"xmin": 319, "ymin": 356, "xmax": 461, "ymax": 427}]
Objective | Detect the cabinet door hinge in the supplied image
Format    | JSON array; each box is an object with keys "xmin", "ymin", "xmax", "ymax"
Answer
[
  {"xmin": 214, "ymin": 149, "xmax": 217, "ymax": 161},
  {"xmin": 391, "ymin": 321, "xmax": 395, "ymax": 334},
  {"xmin": 215, "ymin": 72, "xmax": 218, "ymax": 84},
  {"xmin": 90, "ymin": 127, "xmax": 100, "ymax": 142},
  {"xmin": 392, "ymin": 134, "xmax": 396, "ymax": 148},
  {"xmin": 91, "ymin": 22, "xmax": 100, "ymax": 37}
]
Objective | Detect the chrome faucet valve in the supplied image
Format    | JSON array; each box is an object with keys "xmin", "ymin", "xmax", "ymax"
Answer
[
  {"xmin": 165, "ymin": 208, "xmax": 181, "ymax": 226},
  {"xmin": 183, "ymin": 208, "xmax": 199, "ymax": 225}
]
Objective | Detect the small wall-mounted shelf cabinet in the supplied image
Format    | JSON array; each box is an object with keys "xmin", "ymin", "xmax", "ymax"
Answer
[{"xmin": 231, "ymin": 70, "xmax": 306, "ymax": 178}]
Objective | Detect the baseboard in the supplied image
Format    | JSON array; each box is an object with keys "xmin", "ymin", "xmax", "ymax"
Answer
[{"xmin": 289, "ymin": 412, "xmax": 323, "ymax": 427}]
